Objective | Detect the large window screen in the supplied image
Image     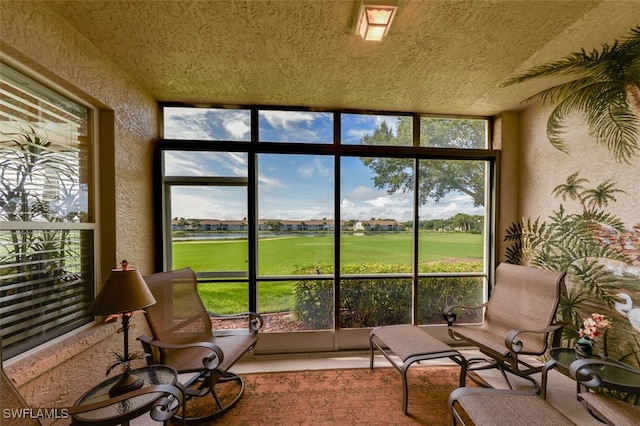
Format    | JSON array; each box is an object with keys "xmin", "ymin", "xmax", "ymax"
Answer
[
  {"xmin": 161, "ymin": 106, "xmax": 493, "ymax": 336},
  {"xmin": 340, "ymin": 156, "xmax": 413, "ymax": 274},
  {"xmin": 257, "ymin": 154, "xmax": 334, "ymax": 276}
]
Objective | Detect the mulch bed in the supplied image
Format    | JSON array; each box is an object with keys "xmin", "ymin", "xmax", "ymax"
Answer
[{"xmin": 211, "ymin": 312, "xmax": 312, "ymax": 333}]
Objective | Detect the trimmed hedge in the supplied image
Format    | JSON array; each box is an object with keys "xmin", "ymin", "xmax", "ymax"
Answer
[{"xmin": 292, "ymin": 261, "xmax": 483, "ymax": 329}]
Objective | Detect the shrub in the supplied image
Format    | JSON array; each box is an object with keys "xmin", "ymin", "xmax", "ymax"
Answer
[{"xmin": 292, "ymin": 261, "xmax": 483, "ymax": 328}]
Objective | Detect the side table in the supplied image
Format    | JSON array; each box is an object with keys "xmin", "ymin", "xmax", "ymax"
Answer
[
  {"xmin": 71, "ymin": 365, "xmax": 182, "ymax": 425},
  {"xmin": 541, "ymin": 347, "xmax": 638, "ymax": 399}
]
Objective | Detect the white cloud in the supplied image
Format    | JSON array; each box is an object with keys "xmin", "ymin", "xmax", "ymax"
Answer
[
  {"xmin": 224, "ymin": 119, "xmax": 250, "ymax": 139},
  {"xmin": 346, "ymin": 127, "xmax": 370, "ymax": 142},
  {"xmin": 261, "ymin": 110, "xmax": 315, "ymax": 130},
  {"xmin": 297, "ymin": 164, "xmax": 314, "ymax": 178},
  {"xmin": 296, "ymin": 157, "xmax": 333, "ymax": 179},
  {"xmin": 341, "ymin": 198, "xmax": 355, "ymax": 208},
  {"xmin": 365, "ymin": 195, "xmax": 405, "ymax": 208},
  {"xmin": 347, "ymin": 186, "xmax": 377, "ymax": 201},
  {"xmin": 258, "ymin": 174, "xmax": 286, "ymax": 191}
]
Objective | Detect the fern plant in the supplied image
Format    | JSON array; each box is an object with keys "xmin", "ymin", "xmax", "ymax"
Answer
[{"xmin": 504, "ymin": 173, "xmax": 631, "ymax": 345}]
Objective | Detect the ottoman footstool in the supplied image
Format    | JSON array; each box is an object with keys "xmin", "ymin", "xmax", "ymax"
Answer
[{"xmin": 369, "ymin": 324, "xmax": 468, "ymax": 414}]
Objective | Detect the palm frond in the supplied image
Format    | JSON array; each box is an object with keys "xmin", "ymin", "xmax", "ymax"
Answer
[
  {"xmin": 552, "ymin": 172, "xmax": 589, "ymax": 201},
  {"xmin": 584, "ymin": 210, "xmax": 626, "ymax": 232},
  {"xmin": 502, "ymin": 49, "xmax": 609, "ymax": 86},
  {"xmin": 504, "ymin": 25, "xmax": 640, "ymax": 87},
  {"xmin": 504, "ymin": 218, "xmax": 551, "ymax": 264},
  {"xmin": 582, "ymin": 179, "xmax": 625, "ymax": 210},
  {"xmin": 569, "ymin": 259, "xmax": 616, "ymax": 301},
  {"xmin": 504, "ymin": 26, "xmax": 640, "ymax": 161},
  {"xmin": 590, "ymin": 107, "xmax": 640, "ymax": 162}
]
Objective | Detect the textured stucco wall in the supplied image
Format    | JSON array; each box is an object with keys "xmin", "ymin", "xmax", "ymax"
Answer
[
  {"xmin": 493, "ymin": 112, "xmax": 520, "ymax": 264},
  {"xmin": 519, "ymin": 103, "xmax": 640, "ymax": 228},
  {"xmin": 1, "ymin": 0, "xmax": 157, "ymax": 418},
  {"xmin": 515, "ymin": 100, "xmax": 640, "ymax": 366},
  {"xmin": 0, "ymin": 0, "xmax": 157, "ymax": 272}
]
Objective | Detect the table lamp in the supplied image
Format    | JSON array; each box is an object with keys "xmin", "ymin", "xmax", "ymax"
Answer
[{"xmin": 89, "ymin": 260, "xmax": 156, "ymax": 397}]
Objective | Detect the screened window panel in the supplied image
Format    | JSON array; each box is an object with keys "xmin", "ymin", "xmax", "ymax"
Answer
[
  {"xmin": 164, "ymin": 107, "xmax": 251, "ymax": 141},
  {"xmin": 417, "ymin": 276, "xmax": 484, "ymax": 325},
  {"xmin": 419, "ymin": 117, "xmax": 488, "ymax": 148},
  {"xmin": 258, "ymin": 110, "xmax": 333, "ymax": 143},
  {"xmin": 340, "ymin": 278, "xmax": 412, "ymax": 328},
  {"xmin": 341, "ymin": 114, "xmax": 412, "ymax": 146},
  {"xmin": 159, "ymin": 105, "xmax": 495, "ymax": 338},
  {"xmin": 0, "ymin": 63, "xmax": 94, "ymax": 359}
]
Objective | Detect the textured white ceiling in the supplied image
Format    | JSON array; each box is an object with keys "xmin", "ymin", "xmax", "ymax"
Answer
[{"xmin": 44, "ymin": 0, "xmax": 640, "ymax": 116}]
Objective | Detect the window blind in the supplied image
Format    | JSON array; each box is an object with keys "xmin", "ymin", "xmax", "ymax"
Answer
[{"xmin": 0, "ymin": 63, "xmax": 95, "ymax": 359}]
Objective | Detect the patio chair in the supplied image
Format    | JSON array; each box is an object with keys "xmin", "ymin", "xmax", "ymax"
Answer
[
  {"xmin": 570, "ymin": 358, "xmax": 640, "ymax": 425},
  {"xmin": 1, "ymin": 343, "xmax": 40, "ymax": 426},
  {"xmin": 449, "ymin": 387, "xmax": 575, "ymax": 425},
  {"xmin": 443, "ymin": 263, "xmax": 566, "ymax": 390},
  {"xmin": 138, "ymin": 267, "xmax": 263, "ymax": 423}
]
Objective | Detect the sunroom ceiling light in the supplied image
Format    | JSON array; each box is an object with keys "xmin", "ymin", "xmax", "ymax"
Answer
[{"xmin": 356, "ymin": 0, "xmax": 398, "ymax": 41}]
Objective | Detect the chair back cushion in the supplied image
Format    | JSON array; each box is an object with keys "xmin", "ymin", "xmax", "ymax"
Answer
[
  {"xmin": 484, "ymin": 263, "xmax": 565, "ymax": 354},
  {"xmin": 143, "ymin": 267, "xmax": 213, "ymax": 344}
]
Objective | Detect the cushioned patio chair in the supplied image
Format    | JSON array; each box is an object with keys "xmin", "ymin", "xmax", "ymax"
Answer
[
  {"xmin": 1, "ymin": 344, "xmax": 40, "ymax": 426},
  {"xmin": 570, "ymin": 358, "xmax": 640, "ymax": 425},
  {"xmin": 449, "ymin": 387, "xmax": 575, "ymax": 426},
  {"xmin": 138, "ymin": 267, "xmax": 263, "ymax": 423},
  {"xmin": 443, "ymin": 263, "xmax": 566, "ymax": 390}
]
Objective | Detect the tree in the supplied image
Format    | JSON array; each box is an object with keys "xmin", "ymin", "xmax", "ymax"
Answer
[
  {"xmin": 176, "ymin": 217, "xmax": 189, "ymax": 230},
  {"xmin": 1, "ymin": 126, "xmax": 82, "ymax": 291},
  {"xmin": 360, "ymin": 117, "xmax": 486, "ymax": 207},
  {"xmin": 451, "ymin": 213, "xmax": 474, "ymax": 232},
  {"xmin": 264, "ymin": 219, "xmax": 283, "ymax": 231},
  {"xmin": 503, "ymin": 26, "xmax": 640, "ymax": 162}
]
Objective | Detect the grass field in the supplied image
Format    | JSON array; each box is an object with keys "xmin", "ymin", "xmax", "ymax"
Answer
[
  {"xmin": 172, "ymin": 232, "xmax": 484, "ymax": 313},
  {"xmin": 173, "ymin": 232, "xmax": 483, "ymax": 272}
]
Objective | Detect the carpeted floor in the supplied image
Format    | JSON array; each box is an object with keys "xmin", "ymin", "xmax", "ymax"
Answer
[{"xmin": 180, "ymin": 366, "xmax": 475, "ymax": 425}]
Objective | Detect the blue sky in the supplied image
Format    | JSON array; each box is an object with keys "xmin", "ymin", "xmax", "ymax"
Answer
[{"xmin": 164, "ymin": 108, "xmax": 483, "ymax": 222}]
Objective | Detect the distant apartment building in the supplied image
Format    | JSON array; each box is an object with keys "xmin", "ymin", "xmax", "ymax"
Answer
[
  {"xmin": 353, "ymin": 220, "xmax": 402, "ymax": 232},
  {"xmin": 172, "ymin": 218, "xmax": 402, "ymax": 232}
]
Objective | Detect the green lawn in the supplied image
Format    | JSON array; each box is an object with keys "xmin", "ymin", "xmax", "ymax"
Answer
[
  {"xmin": 173, "ymin": 232, "xmax": 483, "ymax": 272},
  {"xmin": 172, "ymin": 232, "xmax": 484, "ymax": 313}
]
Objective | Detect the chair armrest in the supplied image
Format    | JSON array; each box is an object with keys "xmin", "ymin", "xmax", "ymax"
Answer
[
  {"xmin": 504, "ymin": 324, "xmax": 563, "ymax": 353},
  {"xmin": 208, "ymin": 311, "xmax": 264, "ymax": 333},
  {"xmin": 443, "ymin": 303, "xmax": 487, "ymax": 326},
  {"xmin": 137, "ymin": 335, "xmax": 225, "ymax": 370},
  {"xmin": 570, "ymin": 358, "xmax": 640, "ymax": 392},
  {"xmin": 149, "ymin": 382, "xmax": 187, "ymax": 423}
]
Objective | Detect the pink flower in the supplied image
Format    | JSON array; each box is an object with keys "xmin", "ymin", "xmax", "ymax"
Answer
[{"xmin": 579, "ymin": 312, "xmax": 611, "ymax": 340}]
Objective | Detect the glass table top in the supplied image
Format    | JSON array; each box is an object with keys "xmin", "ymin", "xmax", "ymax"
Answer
[
  {"xmin": 549, "ymin": 347, "xmax": 640, "ymax": 387},
  {"xmin": 73, "ymin": 365, "xmax": 177, "ymax": 423}
]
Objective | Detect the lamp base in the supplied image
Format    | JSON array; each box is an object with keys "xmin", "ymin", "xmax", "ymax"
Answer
[{"xmin": 109, "ymin": 371, "xmax": 144, "ymax": 397}]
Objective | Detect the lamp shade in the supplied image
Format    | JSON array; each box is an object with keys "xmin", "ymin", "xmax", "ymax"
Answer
[{"xmin": 89, "ymin": 267, "xmax": 156, "ymax": 315}]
